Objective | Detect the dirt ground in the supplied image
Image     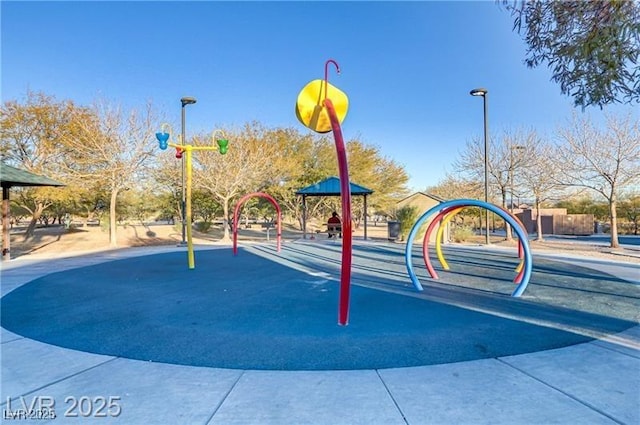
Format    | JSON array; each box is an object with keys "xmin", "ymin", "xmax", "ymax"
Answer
[
  {"xmin": 3, "ymin": 221, "xmax": 639, "ymax": 264},
  {"xmin": 4, "ymin": 222, "xmax": 297, "ymax": 259}
]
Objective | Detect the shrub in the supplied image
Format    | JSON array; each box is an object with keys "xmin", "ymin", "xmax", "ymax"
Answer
[
  {"xmin": 451, "ymin": 224, "xmax": 474, "ymax": 242},
  {"xmin": 195, "ymin": 221, "xmax": 212, "ymax": 233},
  {"xmin": 396, "ymin": 205, "xmax": 419, "ymax": 241}
]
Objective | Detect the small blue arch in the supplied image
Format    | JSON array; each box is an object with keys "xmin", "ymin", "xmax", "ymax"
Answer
[{"xmin": 404, "ymin": 199, "xmax": 533, "ymax": 297}]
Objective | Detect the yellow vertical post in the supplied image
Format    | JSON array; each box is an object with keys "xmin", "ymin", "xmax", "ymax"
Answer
[
  {"xmin": 436, "ymin": 207, "xmax": 464, "ymax": 270},
  {"xmin": 185, "ymin": 146, "xmax": 195, "ymax": 269}
]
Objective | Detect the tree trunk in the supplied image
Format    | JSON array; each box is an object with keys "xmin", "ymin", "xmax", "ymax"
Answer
[
  {"xmin": 221, "ymin": 198, "xmax": 231, "ymax": 242},
  {"xmin": 23, "ymin": 203, "xmax": 45, "ymax": 240},
  {"xmin": 609, "ymin": 198, "xmax": 619, "ymax": 248},
  {"xmin": 535, "ymin": 197, "xmax": 544, "ymax": 241},
  {"xmin": 109, "ymin": 189, "xmax": 118, "ymax": 247}
]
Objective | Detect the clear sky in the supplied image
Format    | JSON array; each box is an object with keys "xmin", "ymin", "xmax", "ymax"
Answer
[{"xmin": 2, "ymin": 1, "xmax": 635, "ymax": 192}]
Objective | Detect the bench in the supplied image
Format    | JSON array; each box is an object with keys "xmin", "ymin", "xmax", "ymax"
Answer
[
  {"xmin": 327, "ymin": 223, "xmax": 342, "ymax": 238},
  {"xmin": 261, "ymin": 222, "xmax": 275, "ymax": 241}
]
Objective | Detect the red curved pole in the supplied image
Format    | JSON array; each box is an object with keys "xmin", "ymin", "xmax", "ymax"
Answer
[
  {"xmin": 426, "ymin": 204, "xmax": 527, "ymax": 285},
  {"xmin": 324, "ymin": 59, "xmax": 340, "ymax": 100},
  {"xmin": 233, "ymin": 192, "xmax": 282, "ymax": 255},
  {"xmin": 324, "ymin": 98, "xmax": 352, "ymax": 326},
  {"xmin": 422, "ymin": 206, "xmax": 458, "ymax": 279},
  {"xmin": 424, "ymin": 206, "xmax": 525, "ymax": 281},
  {"xmin": 513, "ymin": 214, "xmax": 526, "ymax": 259}
]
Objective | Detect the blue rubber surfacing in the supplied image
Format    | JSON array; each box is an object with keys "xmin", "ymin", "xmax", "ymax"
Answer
[{"xmin": 1, "ymin": 244, "xmax": 637, "ymax": 370}]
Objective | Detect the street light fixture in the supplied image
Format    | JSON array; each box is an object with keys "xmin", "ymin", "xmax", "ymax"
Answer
[
  {"xmin": 179, "ymin": 96, "xmax": 197, "ymax": 246},
  {"xmin": 470, "ymin": 87, "xmax": 490, "ymax": 245}
]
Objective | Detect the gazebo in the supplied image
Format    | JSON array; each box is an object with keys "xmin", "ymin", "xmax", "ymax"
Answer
[
  {"xmin": 1, "ymin": 162, "xmax": 65, "ymax": 261},
  {"xmin": 296, "ymin": 176, "xmax": 374, "ymax": 239}
]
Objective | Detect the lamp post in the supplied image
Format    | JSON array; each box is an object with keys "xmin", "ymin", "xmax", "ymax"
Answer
[
  {"xmin": 179, "ymin": 97, "xmax": 197, "ymax": 246},
  {"xmin": 470, "ymin": 88, "xmax": 490, "ymax": 245},
  {"xmin": 510, "ymin": 145, "xmax": 525, "ymax": 214}
]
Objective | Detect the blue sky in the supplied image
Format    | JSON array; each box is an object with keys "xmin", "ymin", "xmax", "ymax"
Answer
[{"xmin": 2, "ymin": 1, "xmax": 635, "ymax": 191}]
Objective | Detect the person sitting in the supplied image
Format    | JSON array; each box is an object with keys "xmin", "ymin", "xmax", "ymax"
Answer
[{"xmin": 327, "ymin": 211, "xmax": 342, "ymax": 238}]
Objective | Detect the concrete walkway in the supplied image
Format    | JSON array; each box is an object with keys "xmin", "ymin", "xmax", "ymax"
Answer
[{"xmin": 1, "ymin": 243, "xmax": 638, "ymax": 424}]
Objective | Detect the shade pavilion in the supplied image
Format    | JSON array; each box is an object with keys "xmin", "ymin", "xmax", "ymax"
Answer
[
  {"xmin": 295, "ymin": 176, "xmax": 374, "ymax": 240},
  {"xmin": 1, "ymin": 162, "xmax": 65, "ymax": 261}
]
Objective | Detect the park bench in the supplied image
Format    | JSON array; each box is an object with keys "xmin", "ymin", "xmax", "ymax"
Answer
[
  {"xmin": 327, "ymin": 223, "xmax": 342, "ymax": 238},
  {"xmin": 261, "ymin": 222, "xmax": 275, "ymax": 241}
]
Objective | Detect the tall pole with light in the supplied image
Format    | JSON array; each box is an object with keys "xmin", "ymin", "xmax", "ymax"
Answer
[
  {"xmin": 510, "ymin": 144, "xmax": 525, "ymax": 215},
  {"xmin": 179, "ymin": 97, "xmax": 197, "ymax": 246},
  {"xmin": 470, "ymin": 88, "xmax": 490, "ymax": 245}
]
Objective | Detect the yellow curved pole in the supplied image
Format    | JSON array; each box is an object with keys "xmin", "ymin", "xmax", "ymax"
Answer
[
  {"xmin": 435, "ymin": 206, "xmax": 464, "ymax": 270},
  {"xmin": 436, "ymin": 205, "xmax": 525, "ymax": 274},
  {"xmin": 515, "ymin": 258, "xmax": 524, "ymax": 273}
]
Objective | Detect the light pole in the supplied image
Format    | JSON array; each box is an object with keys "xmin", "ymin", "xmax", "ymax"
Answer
[
  {"xmin": 510, "ymin": 145, "xmax": 525, "ymax": 214},
  {"xmin": 470, "ymin": 88, "xmax": 490, "ymax": 245},
  {"xmin": 180, "ymin": 96, "xmax": 197, "ymax": 246}
]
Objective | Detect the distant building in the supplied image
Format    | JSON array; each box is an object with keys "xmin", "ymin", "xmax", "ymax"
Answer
[
  {"xmin": 516, "ymin": 208, "xmax": 594, "ymax": 236},
  {"xmin": 396, "ymin": 192, "xmax": 447, "ymax": 242}
]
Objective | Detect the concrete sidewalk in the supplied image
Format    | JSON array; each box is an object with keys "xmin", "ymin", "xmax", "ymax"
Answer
[{"xmin": 1, "ymin": 244, "xmax": 639, "ymax": 424}]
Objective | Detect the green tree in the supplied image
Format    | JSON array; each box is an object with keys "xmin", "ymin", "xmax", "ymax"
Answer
[
  {"xmin": 618, "ymin": 195, "xmax": 640, "ymax": 235},
  {"xmin": 0, "ymin": 91, "xmax": 85, "ymax": 238},
  {"xmin": 503, "ymin": 0, "xmax": 640, "ymax": 108},
  {"xmin": 346, "ymin": 139, "xmax": 410, "ymax": 224},
  {"xmin": 554, "ymin": 197, "xmax": 609, "ymax": 222},
  {"xmin": 261, "ymin": 129, "xmax": 334, "ymax": 230},
  {"xmin": 395, "ymin": 205, "xmax": 419, "ymax": 241},
  {"xmin": 191, "ymin": 189, "xmax": 222, "ymax": 231}
]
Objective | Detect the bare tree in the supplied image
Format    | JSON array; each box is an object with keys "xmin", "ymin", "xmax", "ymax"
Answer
[
  {"xmin": 518, "ymin": 138, "xmax": 564, "ymax": 241},
  {"xmin": 149, "ymin": 147, "xmax": 182, "ymax": 223},
  {"xmin": 501, "ymin": 129, "xmax": 540, "ymax": 240},
  {"xmin": 426, "ymin": 173, "xmax": 483, "ymax": 201},
  {"xmin": 194, "ymin": 122, "xmax": 280, "ymax": 241},
  {"xmin": 455, "ymin": 130, "xmax": 532, "ymax": 240},
  {"xmin": 60, "ymin": 99, "xmax": 159, "ymax": 246},
  {"xmin": 556, "ymin": 113, "xmax": 640, "ymax": 247},
  {"xmin": 426, "ymin": 174, "xmax": 483, "ymax": 231}
]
